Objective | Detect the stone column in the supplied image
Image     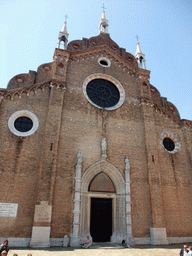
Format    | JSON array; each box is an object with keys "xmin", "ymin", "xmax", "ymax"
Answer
[
  {"xmin": 70, "ymin": 152, "xmax": 82, "ymax": 247},
  {"xmin": 125, "ymin": 157, "xmax": 132, "ymax": 243}
]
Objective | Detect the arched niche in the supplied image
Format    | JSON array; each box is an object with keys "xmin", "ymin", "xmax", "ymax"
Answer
[
  {"xmin": 81, "ymin": 160, "xmax": 125, "ymax": 194},
  {"xmin": 88, "ymin": 172, "xmax": 116, "ymax": 193}
]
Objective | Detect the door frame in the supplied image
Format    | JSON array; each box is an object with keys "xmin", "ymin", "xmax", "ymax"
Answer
[{"xmin": 88, "ymin": 192, "xmax": 116, "ymax": 241}]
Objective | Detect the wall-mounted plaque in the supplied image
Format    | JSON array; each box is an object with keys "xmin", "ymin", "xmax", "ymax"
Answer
[{"xmin": 0, "ymin": 203, "xmax": 18, "ymax": 217}]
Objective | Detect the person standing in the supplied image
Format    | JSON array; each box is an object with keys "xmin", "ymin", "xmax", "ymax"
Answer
[
  {"xmin": 188, "ymin": 246, "xmax": 192, "ymax": 256},
  {"xmin": 179, "ymin": 245, "xmax": 189, "ymax": 256},
  {"xmin": 0, "ymin": 240, "xmax": 9, "ymax": 254}
]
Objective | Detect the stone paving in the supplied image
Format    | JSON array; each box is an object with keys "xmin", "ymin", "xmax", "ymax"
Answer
[{"xmin": 8, "ymin": 243, "xmax": 185, "ymax": 256}]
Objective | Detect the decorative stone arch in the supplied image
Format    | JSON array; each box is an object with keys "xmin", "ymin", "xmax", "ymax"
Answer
[
  {"xmin": 79, "ymin": 160, "xmax": 128, "ymax": 244},
  {"xmin": 81, "ymin": 160, "xmax": 125, "ymax": 194}
]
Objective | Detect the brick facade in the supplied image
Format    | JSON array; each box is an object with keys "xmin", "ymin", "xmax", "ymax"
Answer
[{"xmin": 0, "ymin": 32, "xmax": 192, "ymax": 247}]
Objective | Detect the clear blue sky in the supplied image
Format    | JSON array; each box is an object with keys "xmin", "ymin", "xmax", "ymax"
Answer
[{"xmin": 0, "ymin": 0, "xmax": 192, "ymax": 120}]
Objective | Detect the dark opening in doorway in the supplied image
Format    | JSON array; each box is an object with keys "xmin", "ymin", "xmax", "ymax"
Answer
[{"xmin": 90, "ymin": 198, "xmax": 112, "ymax": 242}]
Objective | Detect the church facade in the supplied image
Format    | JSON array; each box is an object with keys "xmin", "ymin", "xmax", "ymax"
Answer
[{"xmin": 0, "ymin": 11, "xmax": 192, "ymax": 247}]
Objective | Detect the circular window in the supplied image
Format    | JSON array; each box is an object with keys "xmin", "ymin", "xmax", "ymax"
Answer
[
  {"xmin": 8, "ymin": 110, "xmax": 39, "ymax": 137},
  {"xmin": 163, "ymin": 137, "xmax": 175, "ymax": 151},
  {"xmin": 86, "ymin": 79, "xmax": 120, "ymax": 108},
  {"xmin": 14, "ymin": 117, "xmax": 33, "ymax": 132},
  {"xmin": 161, "ymin": 131, "xmax": 180, "ymax": 154},
  {"xmin": 98, "ymin": 57, "xmax": 111, "ymax": 67},
  {"xmin": 82, "ymin": 74, "xmax": 125, "ymax": 110}
]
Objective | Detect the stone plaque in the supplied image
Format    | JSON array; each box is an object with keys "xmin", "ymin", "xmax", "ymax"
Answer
[{"xmin": 0, "ymin": 203, "xmax": 18, "ymax": 217}]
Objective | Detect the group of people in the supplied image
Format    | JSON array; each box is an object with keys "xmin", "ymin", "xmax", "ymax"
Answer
[
  {"xmin": 180, "ymin": 245, "xmax": 192, "ymax": 256},
  {"xmin": 0, "ymin": 240, "xmax": 32, "ymax": 256}
]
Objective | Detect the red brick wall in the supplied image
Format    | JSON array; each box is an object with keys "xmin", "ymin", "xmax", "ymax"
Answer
[{"xmin": 0, "ymin": 44, "xmax": 192, "ymax": 241}]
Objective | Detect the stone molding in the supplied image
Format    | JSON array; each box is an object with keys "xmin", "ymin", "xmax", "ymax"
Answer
[{"xmin": 81, "ymin": 160, "xmax": 125, "ymax": 194}]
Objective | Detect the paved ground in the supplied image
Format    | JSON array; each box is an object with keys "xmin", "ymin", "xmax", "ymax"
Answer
[{"xmin": 8, "ymin": 243, "xmax": 185, "ymax": 256}]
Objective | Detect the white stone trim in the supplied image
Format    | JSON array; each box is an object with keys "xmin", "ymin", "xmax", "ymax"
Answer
[
  {"xmin": 70, "ymin": 152, "xmax": 82, "ymax": 247},
  {"xmin": 81, "ymin": 160, "xmax": 125, "ymax": 194},
  {"xmin": 125, "ymin": 157, "xmax": 132, "ymax": 243},
  {"xmin": 98, "ymin": 57, "xmax": 111, "ymax": 67},
  {"xmin": 8, "ymin": 110, "xmax": 39, "ymax": 137},
  {"xmin": 160, "ymin": 130, "xmax": 181, "ymax": 154},
  {"xmin": 79, "ymin": 160, "xmax": 127, "ymax": 244},
  {"xmin": 82, "ymin": 73, "xmax": 125, "ymax": 110}
]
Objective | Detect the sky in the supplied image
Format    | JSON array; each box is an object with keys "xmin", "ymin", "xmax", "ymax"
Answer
[{"xmin": 0, "ymin": 0, "xmax": 192, "ymax": 120}]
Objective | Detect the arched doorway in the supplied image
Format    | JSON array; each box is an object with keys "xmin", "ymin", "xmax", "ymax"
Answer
[{"xmin": 79, "ymin": 160, "xmax": 127, "ymax": 243}]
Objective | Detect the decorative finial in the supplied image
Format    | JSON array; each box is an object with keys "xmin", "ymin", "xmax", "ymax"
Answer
[
  {"xmin": 101, "ymin": 4, "xmax": 106, "ymax": 11},
  {"xmin": 64, "ymin": 14, "xmax": 68, "ymax": 22},
  {"xmin": 57, "ymin": 15, "xmax": 69, "ymax": 50},
  {"xmin": 99, "ymin": 6, "xmax": 109, "ymax": 34},
  {"xmin": 135, "ymin": 38, "xmax": 146, "ymax": 69}
]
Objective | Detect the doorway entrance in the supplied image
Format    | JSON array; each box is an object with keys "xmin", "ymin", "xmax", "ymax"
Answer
[{"xmin": 90, "ymin": 198, "xmax": 112, "ymax": 242}]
